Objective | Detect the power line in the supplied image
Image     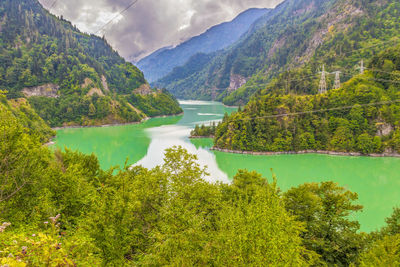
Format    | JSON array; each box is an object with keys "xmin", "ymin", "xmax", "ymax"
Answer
[
  {"xmin": 363, "ymin": 77, "xmax": 400, "ymax": 84},
  {"xmin": 227, "ymin": 99, "xmax": 400, "ymax": 122},
  {"xmin": 264, "ymin": 38, "xmax": 399, "ymax": 80},
  {"xmin": 95, "ymin": 0, "xmax": 140, "ymax": 35},
  {"xmin": 49, "ymin": 0, "xmax": 58, "ymax": 9},
  {"xmin": 369, "ymin": 69, "xmax": 400, "ymax": 76},
  {"xmin": 270, "ymin": 66, "xmax": 400, "ymax": 85}
]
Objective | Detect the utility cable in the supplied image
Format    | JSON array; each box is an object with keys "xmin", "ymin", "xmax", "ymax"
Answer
[
  {"xmin": 225, "ymin": 99, "xmax": 400, "ymax": 122},
  {"xmin": 95, "ymin": 0, "xmax": 140, "ymax": 35}
]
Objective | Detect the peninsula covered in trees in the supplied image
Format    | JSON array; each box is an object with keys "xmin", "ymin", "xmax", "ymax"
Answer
[{"xmin": 213, "ymin": 46, "xmax": 400, "ymax": 155}]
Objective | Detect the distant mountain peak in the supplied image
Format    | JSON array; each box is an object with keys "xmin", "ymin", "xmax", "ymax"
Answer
[{"xmin": 136, "ymin": 8, "xmax": 270, "ymax": 83}]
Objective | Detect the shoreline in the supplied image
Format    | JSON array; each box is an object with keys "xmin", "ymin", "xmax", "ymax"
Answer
[
  {"xmin": 45, "ymin": 112, "xmax": 184, "ymax": 146},
  {"xmin": 189, "ymin": 135, "xmax": 214, "ymax": 139},
  {"xmin": 210, "ymin": 147, "xmax": 400, "ymax": 158},
  {"xmin": 52, "ymin": 112, "xmax": 184, "ymax": 130}
]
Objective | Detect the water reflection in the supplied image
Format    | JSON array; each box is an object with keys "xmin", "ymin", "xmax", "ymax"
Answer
[{"xmin": 134, "ymin": 125, "xmax": 229, "ymax": 183}]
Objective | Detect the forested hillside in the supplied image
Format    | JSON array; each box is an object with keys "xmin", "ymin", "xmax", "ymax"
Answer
[
  {"xmin": 0, "ymin": 91, "xmax": 54, "ymax": 143},
  {"xmin": 138, "ymin": 8, "xmax": 269, "ymax": 83},
  {"xmin": 156, "ymin": 0, "xmax": 400, "ymax": 106},
  {"xmin": 0, "ymin": 0, "xmax": 181, "ymax": 127},
  {"xmin": 1, "ymin": 94, "xmax": 400, "ymax": 265},
  {"xmin": 214, "ymin": 45, "xmax": 400, "ymax": 155}
]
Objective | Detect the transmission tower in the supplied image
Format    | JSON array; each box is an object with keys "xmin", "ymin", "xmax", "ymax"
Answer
[
  {"xmin": 357, "ymin": 59, "xmax": 366, "ymax": 74},
  {"xmin": 319, "ymin": 65, "xmax": 328, "ymax": 94},
  {"xmin": 332, "ymin": 71, "xmax": 341, "ymax": 89}
]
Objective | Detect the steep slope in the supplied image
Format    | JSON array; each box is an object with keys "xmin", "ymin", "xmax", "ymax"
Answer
[
  {"xmin": 0, "ymin": 0, "xmax": 181, "ymax": 127},
  {"xmin": 213, "ymin": 45, "xmax": 400, "ymax": 155},
  {"xmin": 137, "ymin": 8, "xmax": 269, "ymax": 83},
  {"xmin": 0, "ymin": 91, "xmax": 54, "ymax": 143},
  {"xmin": 158, "ymin": 0, "xmax": 400, "ymax": 105}
]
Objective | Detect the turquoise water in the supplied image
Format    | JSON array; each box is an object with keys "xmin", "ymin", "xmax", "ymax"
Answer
[{"xmin": 54, "ymin": 100, "xmax": 400, "ymax": 232}]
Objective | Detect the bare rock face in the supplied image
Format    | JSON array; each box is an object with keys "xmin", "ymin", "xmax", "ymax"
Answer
[
  {"xmin": 82, "ymin": 78, "xmax": 105, "ymax": 97},
  {"xmin": 377, "ymin": 123, "xmax": 393, "ymax": 136},
  {"xmin": 81, "ymin": 78, "xmax": 94, "ymax": 88},
  {"xmin": 22, "ymin": 83, "xmax": 59, "ymax": 98},
  {"xmin": 134, "ymin": 84, "xmax": 153, "ymax": 96},
  {"xmin": 87, "ymin": 88, "xmax": 105, "ymax": 97},
  {"xmin": 101, "ymin": 75, "xmax": 110, "ymax": 92},
  {"xmin": 228, "ymin": 74, "xmax": 247, "ymax": 92}
]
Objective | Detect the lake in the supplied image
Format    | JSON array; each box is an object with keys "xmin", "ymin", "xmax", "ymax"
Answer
[{"xmin": 54, "ymin": 100, "xmax": 400, "ymax": 232}]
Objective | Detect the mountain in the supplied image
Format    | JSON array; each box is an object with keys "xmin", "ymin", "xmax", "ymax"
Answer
[
  {"xmin": 0, "ymin": 0, "xmax": 182, "ymax": 127},
  {"xmin": 137, "ymin": 8, "xmax": 270, "ymax": 83},
  {"xmin": 157, "ymin": 0, "xmax": 400, "ymax": 105},
  {"xmin": 213, "ymin": 44, "xmax": 400, "ymax": 155}
]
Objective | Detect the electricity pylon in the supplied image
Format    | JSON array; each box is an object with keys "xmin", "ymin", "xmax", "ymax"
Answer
[
  {"xmin": 332, "ymin": 71, "xmax": 341, "ymax": 89},
  {"xmin": 319, "ymin": 65, "xmax": 328, "ymax": 94},
  {"xmin": 357, "ymin": 59, "xmax": 366, "ymax": 74}
]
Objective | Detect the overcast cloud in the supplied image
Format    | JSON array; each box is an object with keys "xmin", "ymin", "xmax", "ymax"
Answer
[{"xmin": 39, "ymin": 0, "xmax": 282, "ymax": 61}]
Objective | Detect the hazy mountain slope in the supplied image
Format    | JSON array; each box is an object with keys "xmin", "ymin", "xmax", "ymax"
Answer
[
  {"xmin": 159, "ymin": 0, "xmax": 400, "ymax": 105},
  {"xmin": 0, "ymin": 0, "xmax": 181, "ymax": 127},
  {"xmin": 137, "ymin": 8, "xmax": 270, "ymax": 83},
  {"xmin": 223, "ymin": 0, "xmax": 400, "ymax": 105},
  {"xmin": 157, "ymin": 0, "xmax": 335, "ymax": 100}
]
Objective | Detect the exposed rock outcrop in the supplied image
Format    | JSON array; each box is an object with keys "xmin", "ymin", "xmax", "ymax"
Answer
[
  {"xmin": 101, "ymin": 75, "xmax": 110, "ymax": 92},
  {"xmin": 22, "ymin": 83, "xmax": 59, "ymax": 98},
  {"xmin": 81, "ymin": 78, "xmax": 94, "ymax": 88},
  {"xmin": 82, "ymin": 78, "xmax": 105, "ymax": 97},
  {"xmin": 87, "ymin": 87, "xmax": 105, "ymax": 97},
  {"xmin": 377, "ymin": 122, "xmax": 393, "ymax": 136},
  {"xmin": 228, "ymin": 74, "xmax": 247, "ymax": 92},
  {"xmin": 134, "ymin": 83, "xmax": 153, "ymax": 96},
  {"xmin": 268, "ymin": 37, "xmax": 286, "ymax": 58},
  {"xmin": 295, "ymin": 4, "xmax": 363, "ymax": 65}
]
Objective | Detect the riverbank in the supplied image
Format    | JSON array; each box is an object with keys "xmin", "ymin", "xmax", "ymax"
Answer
[
  {"xmin": 211, "ymin": 147, "xmax": 400, "ymax": 158},
  {"xmin": 52, "ymin": 113, "xmax": 184, "ymax": 130},
  {"xmin": 189, "ymin": 135, "xmax": 214, "ymax": 139}
]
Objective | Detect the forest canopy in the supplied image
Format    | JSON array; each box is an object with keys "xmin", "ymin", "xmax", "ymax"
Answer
[{"xmin": 1, "ymin": 102, "xmax": 399, "ymax": 266}]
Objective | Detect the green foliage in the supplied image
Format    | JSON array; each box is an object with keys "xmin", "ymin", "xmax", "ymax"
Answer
[
  {"xmin": 355, "ymin": 234, "xmax": 400, "ymax": 267},
  {"xmin": 0, "ymin": 0, "xmax": 181, "ymax": 127},
  {"xmin": 127, "ymin": 89, "xmax": 182, "ymax": 118},
  {"xmin": 157, "ymin": 0, "xmax": 400, "ymax": 106},
  {"xmin": 0, "ymin": 95, "xmax": 54, "ymax": 143},
  {"xmin": 0, "ymin": 223, "xmax": 100, "ymax": 266},
  {"xmin": 0, "ymin": 109, "xmax": 318, "ymax": 265},
  {"xmin": 190, "ymin": 122, "xmax": 217, "ymax": 137},
  {"xmin": 284, "ymin": 182, "xmax": 363, "ymax": 266},
  {"xmin": 381, "ymin": 207, "xmax": 400, "ymax": 236},
  {"xmin": 0, "ymin": 88, "xmax": 398, "ymax": 266},
  {"xmin": 214, "ymin": 45, "xmax": 400, "ymax": 154}
]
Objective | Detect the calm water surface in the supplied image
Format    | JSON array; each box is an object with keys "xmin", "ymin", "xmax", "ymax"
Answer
[{"xmin": 54, "ymin": 100, "xmax": 400, "ymax": 232}]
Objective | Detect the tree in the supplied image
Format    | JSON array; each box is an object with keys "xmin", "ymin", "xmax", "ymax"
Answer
[
  {"xmin": 382, "ymin": 207, "xmax": 400, "ymax": 236},
  {"xmin": 355, "ymin": 235, "xmax": 400, "ymax": 267},
  {"xmin": 283, "ymin": 182, "xmax": 364, "ymax": 266},
  {"xmin": 357, "ymin": 133, "xmax": 375, "ymax": 154},
  {"xmin": 0, "ymin": 107, "xmax": 48, "ymax": 205},
  {"xmin": 330, "ymin": 126, "xmax": 355, "ymax": 152},
  {"xmin": 212, "ymin": 170, "xmax": 317, "ymax": 266}
]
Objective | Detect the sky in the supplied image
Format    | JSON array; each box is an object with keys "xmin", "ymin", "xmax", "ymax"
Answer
[{"xmin": 39, "ymin": 0, "xmax": 282, "ymax": 62}]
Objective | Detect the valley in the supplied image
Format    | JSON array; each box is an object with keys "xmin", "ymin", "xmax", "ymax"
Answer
[
  {"xmin": 54, "ymin": 100, "xmax": 400, "ymax": 232},
  {"xmin": 1, "ymin": 0, "xmax": 400, "ymax": 265}
]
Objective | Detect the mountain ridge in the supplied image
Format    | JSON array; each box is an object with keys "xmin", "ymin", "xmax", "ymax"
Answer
[
  {"xmin": 156, "ymin": 0, "xmax": 399, "ymax": 106},
  {"xmin": 137, "ymin": 8, "xmax": 270, "ymax": 83},
  {"xmin": 0, "ymin": 0, "xmax": 182, "ymax": 127}
]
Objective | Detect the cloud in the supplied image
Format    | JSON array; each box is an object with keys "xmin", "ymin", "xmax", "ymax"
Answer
[{"xmin": 39, "ymin": 0, "xmax": 282, "ymax": 61}]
